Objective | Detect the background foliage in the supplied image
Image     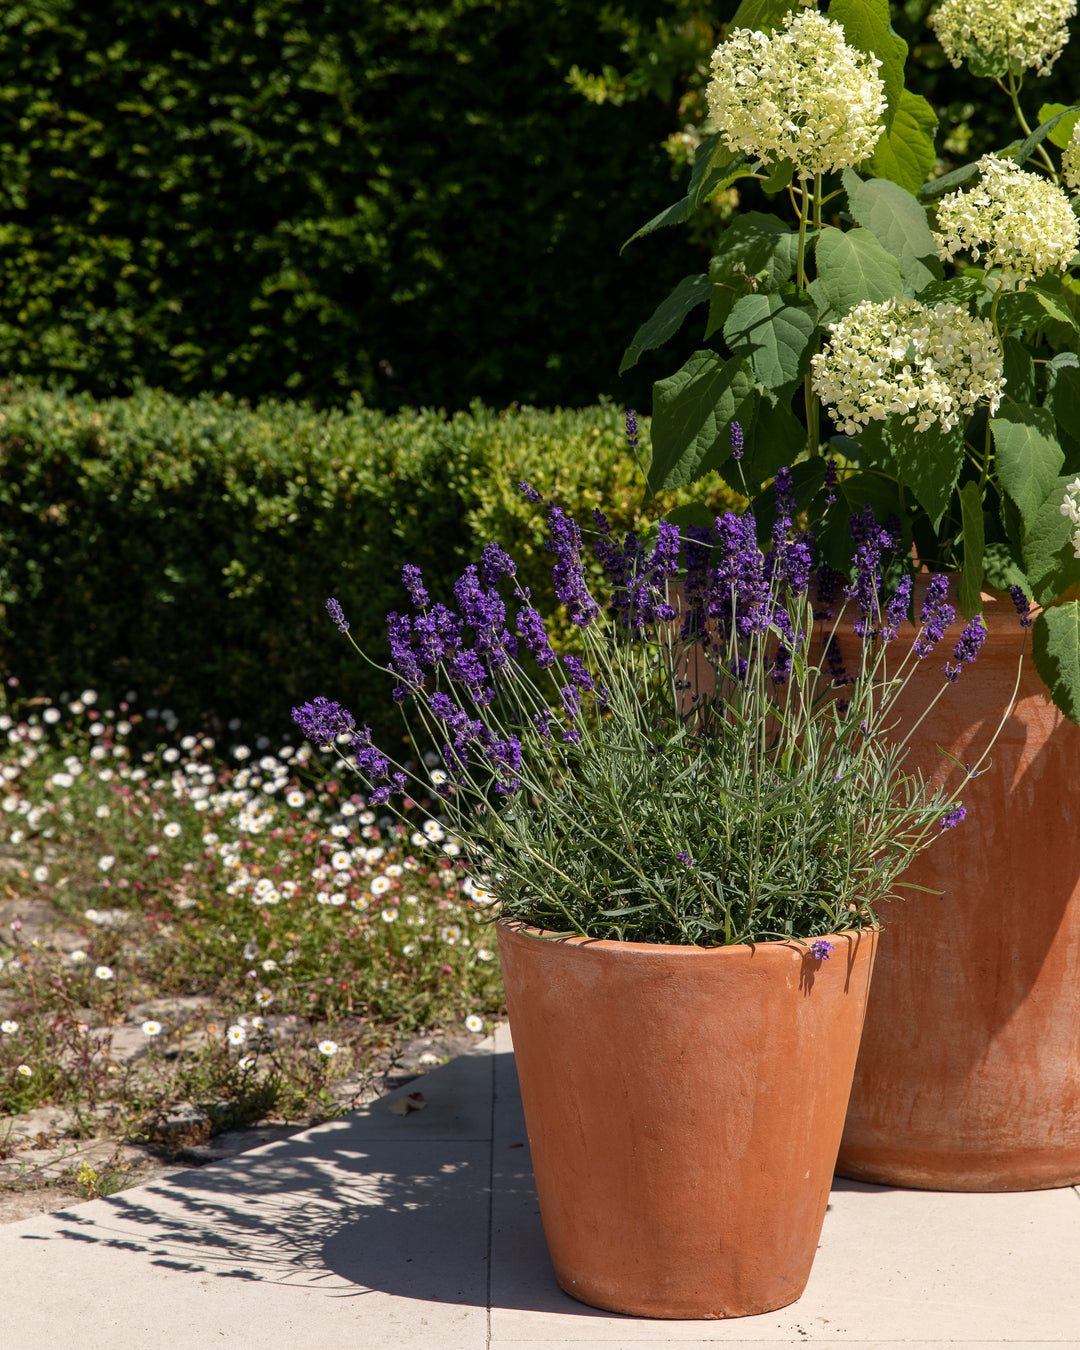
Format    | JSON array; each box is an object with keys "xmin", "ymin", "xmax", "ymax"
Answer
[
  {"xmin": 0, "ymin": 382, "xmax": 736, "ymax": 743},
  {"xmin": 6, "ymin": 2, "xmax": 1075, "ymax": 414},
  {"xmin": 0, "ymin": 0, "xmax": 703, "ymax": 413}
]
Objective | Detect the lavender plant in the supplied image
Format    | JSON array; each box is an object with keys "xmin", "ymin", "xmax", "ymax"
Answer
[{"xmin": 295, "ymin": 469, "xmax": 1026, "ymax": 947}]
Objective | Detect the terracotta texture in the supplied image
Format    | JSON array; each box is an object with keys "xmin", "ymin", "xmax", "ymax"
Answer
[
  {"xmin": 836, "ymin": 588, "xmax": 1080, "ymax": 1191},
  {"xmin": 496, "ymin": 920, "xmax": 878, "ymax": 1319}
]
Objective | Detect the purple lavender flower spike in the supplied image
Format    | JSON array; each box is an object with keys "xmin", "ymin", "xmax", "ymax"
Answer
[
  {"xmin": 944, "ymin": 616, "xmax": 987, "ymax": 683},
  {"xmin": 401, "ymin": 565, "xmax": 429, "ymax": 609},
  {"xmin": 941, "ymin": 804, "xmax": 967, "ymax": 830},
  {"xmin": 730, "ymin": 421, "xmax": 744, "ymax": 461},
  {"xmin": 562, "ymin": 655, "xmax": 595, "ymax": 692},
  {"xmin": 1008, "ymin": 584, "xmax": 1034, "ymax": 628},
  {"xmin": 326, "ymin": 597, "xmax": 349, "ymax": 632},
  {"xmin": 773, "ymin": 466, "xmax": 796, "ymax": 519},
  {"xmin": 823, "ymin": 457, "xmax": 837, "ymax": 505},
  {"xmin": 291, "ymin": 696, "xmax": 355, "ymax": 746},
  {"xmin": 676, "ymin": 849, "xmax": 694, "ymax": 867},
  {"xmin": 881, "ymin": 575, "xmax": 913, "ymax": 643},
  {"xmin": 518, "ymin": 480, "xmax": 544, "ymax": 504},
  {"xmin": 914, "ymin": 575, "xmax": 954, "ymax": 658},
  {"xmin": 386, "ymin": 611, "xmax": 425, "ymax": 691},
  {"xmin": 516, "ymin": 603, "xmax": 555, "ymax": 668},
  {"xmin": 480, "ymin": 542, "xmax": 516, "ymax": 588},
  {"xmin": 626, "ymin": 409, "xmax": 639, "ymax": 451},
  {"xmin": 809, "ymin": 939, "xmax": 834, "ymax": 961},
  {"xmin": 546, "ymin": 505, "xmax": 601, "ymax": 627}
]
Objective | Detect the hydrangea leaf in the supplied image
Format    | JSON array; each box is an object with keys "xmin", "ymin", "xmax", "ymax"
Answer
[
  {"xmin": 723, "ymin": 289, "xmax": 818, "ymax": 397},
  {"xmin": 648, "ymin": 351, "xmax": 758, "ymax": 492},
  {"xmin": 1046, "ymin": 362, "xmax": 1080, "ymax": 464},
  {"xmin": 739, "ymin": 390, "xmax": 807, "ymax": 488},
  {"xmin": 981, "ymin": 541, "xmax": 1029, "ymax": 592},
  {"xmin": 1002, "ymin": 336, "xmax": 1036, "ymax": 405},
  {"xmin": 992, "ymin": 405, "xmax": 1065, "ymax": 529},
  {"xmin": 999, "ymin": 286, "xmax": 1079, "ymax": 336},
  {"xmin": 1021, "ymin": 475, "xmax": 1080, "ymax": 606},
  {"xmin": 842, "ymin": 171, "xmax": 943, "ymax": 291},
  {"xmin": 727, "ymin": 0, "xmax": 800, "ymax": 34},
  {"xmin": 810, "ymin": 461, "xmax": 911, "ymax": 574},
  {"xmin": 622, "ymin": 141, "xmax": 751, "ymax": 249},
  {"xmin": 957, "ymin": 480, "xmax": 986, "ymax": 620},
  {"xmin": 705, "ymin": 214, "xmax": 803, "ymax": 336},
  {"xmin": 814, "ymin": 227, "xmax": 904, "ymax": 318},
  {"xmin": 1038, "ymin": 102, "xmax": 1080, "ymax": 150},
  {"xmin": 619, "ymin": 274, "xmax": 712, "ymax": 375},
  {"xmin": 877, "ymin": 417, "xmax": 966, "ymax": 529},
  {"xmin": 864, "ymin": 87, "xmax": 939, "ymax": 194},
  {"xmin": 1033, "ymin": 602, "xmax": 1080, "ymax": 728},
  {"xmin": 828, "ymin": 0, "xmax": 906, "ymax": 128}
]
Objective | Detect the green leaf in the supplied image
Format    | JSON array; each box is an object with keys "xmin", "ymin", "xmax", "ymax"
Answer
[
  {"xmin": 1002, "ymin": 337, "xmax": 1036, "ymax": 405},
  {"xmin": 918, "ymin": 160, "xmax": 980, "ymax": 202},
  {"xmin": 1038, "ymin": 102, "xmax": 1080, "ymax": 150},
  {"xmin": 858, "ymin": 416, "xmax": 965, "ymax": 529},
  {"xmin": 865, "ymin": 88, "xmax": 939, "ymax": 193},
  {"xmin": 761, "ymin": 158, "xmax": 795, "ymax": 194},
  {"xmin": 728, "ymin": 0, "xmax": 799, "ymax": 32},
  {"xmin": 1022, "ymin": 475, "xmax": 1080, "ymax": 606},
  {"xmin": 619, "ymin": 274, "xmax": 712, "ymax": 375},
  {"xmin": 998, "ymin": 285, "xmax": 1079, "ymax": 336},
  {"xmin": 649, "ymin": 352, "xmax": 758, "ymax": 493},
  {"xmin": 991, "ymin": 405, "xmax": 1064, "ymax": 528},
  {"xmin": 966, "ymin": 47, "xmax": 1009, "ymax": 80},
  {"xmin": 1046, "ymin": 362, "xmax": 1080, "ymax": 445},
  {"xmin": 828, "ymin": 0, "xmax": 907, "ymax": 129},
  {"xmin": 704, "ymin": 213, "xmax": 801, "ymax": 336},
  {"xmin": 664, "ymin": 503, "xmax": 722, "ymax": 532},
  {"xmin": 814, "ymin": 227, "xmax": 905, "ymax": 317},
  {"xmin": 982, "ymin": 540, "xmax": 1029, "ymax": 591},
  {"xmin": 739, "ymin": 390, "xmax": 807, "ymax": 487},
  {"xmin": 622, "ymin": 146, "xmax": 750, "ymax": 249},
  {"xmin": 842, "ymin": 170, "xmax": 943, "ymax": 291},
  {"xmin": 957, "ymin": 480, "xmax": 985, "ymax": 619},
  {"xmin": 1010, "ymin": 111, "xmax": 1076, "ymax": 172},
  {"xmin": 1033, "ymin": 602, "xmax": 1080, "ymax": 727},
  {"xmin": 723, "ymin": 289, "xmax": 818, "ymax": 397}
]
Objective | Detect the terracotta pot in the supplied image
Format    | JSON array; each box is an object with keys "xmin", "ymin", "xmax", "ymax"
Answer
[
  {"xmin": 496, "ymin": 920, "xmax": 878, "ymax": 1319},
  {"xmin": 836, "ymin": 586, "xmax": 1080, "ymax": 1191}
]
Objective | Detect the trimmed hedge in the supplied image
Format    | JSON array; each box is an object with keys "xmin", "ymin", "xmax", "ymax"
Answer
[
  {"xmin": 0, "ymin": 383, "xmax": 736, "ymax": 746},
  {"xmin": 0, "ymin": 0, "xmax": 700, "ymax": 413}
]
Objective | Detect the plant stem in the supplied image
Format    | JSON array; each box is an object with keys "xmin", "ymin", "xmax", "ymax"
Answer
[{"xmin": 1003, "ymin": 70, "xmax": 1059, "ymax": 182}]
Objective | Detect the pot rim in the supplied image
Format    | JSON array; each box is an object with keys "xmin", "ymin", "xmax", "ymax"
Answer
[{"xmin": 496, "ymin": 917, "xmax": 878, "ymax": 957}]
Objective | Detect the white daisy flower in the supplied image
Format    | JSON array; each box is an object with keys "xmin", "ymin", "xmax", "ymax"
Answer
[
  {"xmin": 43, "ymin": 707, "xmax": 61, "ymax": 724},
  {"xmin": 440, "ymin": 925, "xmax": 462, "ymax": 945},
  {"xmin": 1, "ymin": 1020, "xmax": 18, "ymax": 1034},
  {"xmin": 402, "ymin": 943, "xmax": 418, "ymax": 956},
  {"xmin": 142, "ymin": 1020, "xmax": 163, "ymax": 1037},
  {"xmin": 33, "ymin": 865, "xmax": 49, "ymax": 882},
  {"xmin": 477, "ymin": 948, "xmax": 495, "ymax": 962},
  {"xmin": 261, "ymin": 959, "xmax": 278, "ymax": 972},
  {"xmin": 70, "ymin": 949, "xmax": 87, "ymax": 963},
  {"xmin": 465, "ymin": 1015, "xmax": 484, "ymax": 1033},
  {"xmin": 318, "ymin": 1039, "xmax": 338, "ymax": 1056},
  {"xmin": 381, "ymin": 907, "xmax": 399, "ymax": 923},
  {"xmin": 227, "ymin": 1024, "xmax": 247, "ymax": 1045},
  {"xmin": 238, "ymin": 1055, "xmax": 256, "ymax": 1071},
  {"xmin": 17, "ymin": 1064, "xmax": 31, "ymax": 1077},
  {"xmin": 163, "ymin": 822, "xmax": 181, "ymax": 837},
  {"xmin": 371, "ymin": 876, "xmax": 392, "ymax": 895},
  {"xmin": 255, "ymin": 990, "xmax": 274, "ymax": 1006},
  {"xmin": 95, "ymin": 965, "xmax": 115, "ymax": 980}
]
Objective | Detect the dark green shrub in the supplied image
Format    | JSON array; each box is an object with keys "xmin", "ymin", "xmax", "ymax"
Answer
[
  {"xmin": 0, "ymin": 0, "xmax": 701, "ymax": 412},
  {"xmin": 0, "ymin": 382, "xmax": 736, "ymax": 744}
]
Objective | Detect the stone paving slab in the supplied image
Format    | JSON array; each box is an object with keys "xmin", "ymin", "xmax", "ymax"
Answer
[{"xmin": 0, "ymin": 1024, "xmax": 1078, "ymax": 1349}]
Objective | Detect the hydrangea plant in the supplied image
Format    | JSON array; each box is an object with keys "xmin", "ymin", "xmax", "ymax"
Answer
[
  {"xmin": 620, "ymin": 0, "xmax": 1080, "ymax": 724},
  {"xmin": 294, "ymin": 470, "xmax": 1025, "ymax": 946}
]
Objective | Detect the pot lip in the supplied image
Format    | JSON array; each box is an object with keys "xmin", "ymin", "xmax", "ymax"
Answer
[{"xmin": 495, "ymin": 917, "xmax": 878, "ymax": 956}]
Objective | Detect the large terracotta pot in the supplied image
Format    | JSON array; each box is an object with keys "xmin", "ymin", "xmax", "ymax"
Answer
[
  {"xmin": 497, "ymin": 920, "xmax": 878, "ymax": 1319},
  {"xmin": 836, "ymin": 587, "xmax": 1080, "ymax": 1191}
]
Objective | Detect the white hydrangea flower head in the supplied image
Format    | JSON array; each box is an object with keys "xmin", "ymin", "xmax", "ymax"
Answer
[
  {"xmin": 928, "ymin": 0, "xmax": 1076, "ymax": 77},
  {"xmin": 810, "ymin": 297, "xmax": 1005, "ymax": 436},
  {"xmin": 933, "ymin": 154, "xmax": 1079, "ymax": 280},
  {"xmin": 1061, "ymin": 477, "xmax": 1080, "ymax": 558},
  {"xmin": 705, "ymin": 9, "xmax": 886, "ymax": 180},
  {"xmin": 1063, "ymin": 123, "xmax": 1080, "ymax": 191}
]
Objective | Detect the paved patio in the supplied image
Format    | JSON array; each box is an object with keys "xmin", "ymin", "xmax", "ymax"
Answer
[{"xmin": 2, "ymin": 1022, "xmax": 1078, "ymax": 1348}]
